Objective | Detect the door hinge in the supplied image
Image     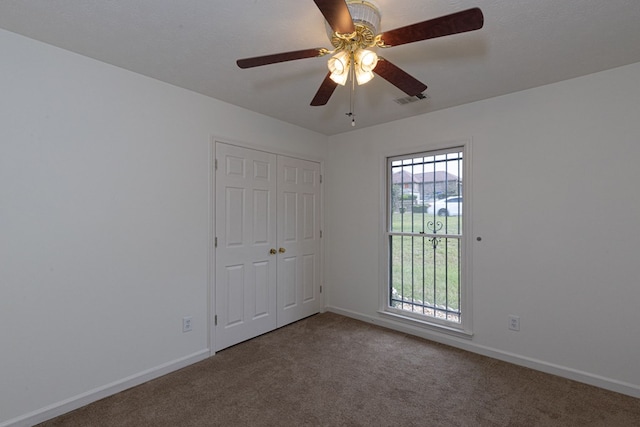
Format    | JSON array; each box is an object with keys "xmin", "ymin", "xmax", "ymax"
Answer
[
  {"xmin": 215, "ymin": 237, "xmax": 218, "ymax": 248},
  {"xmin": 215, "ymin": 158, "xmax": 218, "ymax": 170},
  {"xmin": 320, "ymin": 174, "xmax": 323, "ymax": 184},
  {"xmin": 320, "ymin": 285, "xmax": 323, "ymax": 293},
  {"xmin": 320, "ymin": 230, "xmax": 323, "ymax": 238},
  {"xmin": 214, "ymin": 314, "xmax": 217, "ymax": 326}
]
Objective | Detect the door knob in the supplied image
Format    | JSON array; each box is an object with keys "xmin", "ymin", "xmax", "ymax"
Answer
[
  {"xmin": 269, "ymin": 248, "xmax": 277, "ymax": 255},
  {"xmin": 279, "ymin": 247, "xmax": 286, "ymax": 253}
]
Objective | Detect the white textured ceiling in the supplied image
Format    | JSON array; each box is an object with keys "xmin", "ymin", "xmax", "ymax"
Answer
[{"xmin": 1, "ymin": 0, "xmax": 639, "ymax": 135}]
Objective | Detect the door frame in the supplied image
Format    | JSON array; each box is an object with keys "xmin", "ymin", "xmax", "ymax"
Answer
[{"xmin": 208, "ymin": 136, "xmax": 325, "ymax": 356}]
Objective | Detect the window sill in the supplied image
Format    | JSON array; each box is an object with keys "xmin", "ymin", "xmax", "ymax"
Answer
[{"xmin": 378, "ymin": 310, "xmax": 473, "ymax": 340}]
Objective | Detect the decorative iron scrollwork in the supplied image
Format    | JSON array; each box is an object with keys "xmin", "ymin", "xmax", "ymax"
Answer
[
  {"xmin": 426, "ymin": 220, "xmax": 443, "ymax": 249},
  {"xmin": 427, "ymin": 220, "xmax": 443, "ymax": 234}
]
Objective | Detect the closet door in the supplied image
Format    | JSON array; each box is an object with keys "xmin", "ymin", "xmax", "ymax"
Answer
[
  {"xmin": 277, "ymin": 156, "xmax": 322, "ymax": 327},
  {"xmin": 215, "ymin": 143, "xmax": 277, "ymax": 351}
]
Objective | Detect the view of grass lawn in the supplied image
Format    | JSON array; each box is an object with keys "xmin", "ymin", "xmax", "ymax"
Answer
[{"xmin": 389, "ymin": 212, "xmax": 462, "ymax": 319}]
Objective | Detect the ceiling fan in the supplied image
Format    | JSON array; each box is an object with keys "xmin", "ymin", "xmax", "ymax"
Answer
[{"xmin": 237, "ymin": 0, "xmax": 483, "ymax": 109}]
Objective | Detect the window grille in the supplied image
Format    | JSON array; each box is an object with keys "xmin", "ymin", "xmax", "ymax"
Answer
[{"xmin": 387, "ymin": 148, "xmax": 464, "ymax": 324}]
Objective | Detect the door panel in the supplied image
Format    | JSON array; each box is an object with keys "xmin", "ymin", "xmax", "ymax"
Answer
[
  {"xmin": 253, "ymin": 261, "xmax": 270, "ymax": 317},
  {"xmin": 277, "ymin": 156, "xmax": 322, "ymax": 327},
  {"xmin": 303, "ymin": 193, "xmax": 315, "ymax": 240},
  {"xmin": 283, "ymin": 191, "xmax": 297, "ymax": 242},
  {"xmin": 225, "ymin": 264, "xmax": 244, "ymax": 325},
  {"xmin": 253, "ymin": 190, "xmax": 270, "ymax": 244},
  {"xmin": 282, "ymin": 255, "xmax": 297, "ymax": 308},
  {"xmin": 226, "ymin": 187, "xmax": 244, "ymax": 245},
  {"xmin": 215, "ymin": 143, "xmax": 277, "ymax": 351},
  {"xmin": 302, "ymin": 254, "xmax": 315, "ymax": 301}
]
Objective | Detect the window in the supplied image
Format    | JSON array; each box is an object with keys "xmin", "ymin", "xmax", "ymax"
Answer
[{"xmin": 384, "ymin": 145, "xmax": 471, "ymax": 335}]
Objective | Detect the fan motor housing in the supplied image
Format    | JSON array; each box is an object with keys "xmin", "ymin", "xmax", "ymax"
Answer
[{"xmin": 326, "ymin": 0, "xmax": 381, "ymax": 50}]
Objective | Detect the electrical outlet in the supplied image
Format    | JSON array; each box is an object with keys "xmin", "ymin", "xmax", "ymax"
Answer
[
  {"xmin": 508, "ymin": 315, "xmax": 520, "ymax": 331},
  {"xmin": 182, "ymin": 316, "xmax": 193, "ymax": 332}
]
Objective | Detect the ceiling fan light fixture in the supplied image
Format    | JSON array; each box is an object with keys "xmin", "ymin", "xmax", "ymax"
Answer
[
  {"xmin": 330, "ymin": 70, "xmax": 349, "ymax": 86},
  {"xmin": 328, "ymin": 50, "xmax": 351, "ymax": 85},
  {"xmin": 355, "ymin": 49, "xmax": 378, "ymax": 72},
  {"xmin": 354, "ymin": 49, "xmax": 378, "ymax": 85},
  {"xmin": 237, "ymin": 1, "xmax": 484, "ymax": 115},
  {"xmin": 355, "ymin": 68, "xmax": 374, "ymax": 85}
]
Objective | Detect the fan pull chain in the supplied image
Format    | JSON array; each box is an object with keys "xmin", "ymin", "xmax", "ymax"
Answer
[{"xmin": 347, "ymin": 53, "xmax": 356, "ymax": 127}]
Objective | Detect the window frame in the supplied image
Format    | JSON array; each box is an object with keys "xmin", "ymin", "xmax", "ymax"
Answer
[{"xmin": 378, "ymin": 140, "xmax": 473, "ymax": 338}]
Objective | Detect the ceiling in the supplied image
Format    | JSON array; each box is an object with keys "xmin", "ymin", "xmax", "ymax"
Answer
[{"xmin": 1, "ymin": 0, "xmax": 639, "ymax": 135}]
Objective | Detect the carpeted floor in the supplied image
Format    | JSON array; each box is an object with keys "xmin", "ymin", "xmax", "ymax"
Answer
[{"xmin": 39, "ymin": 312, "xmax": 640, "ymax": 426}]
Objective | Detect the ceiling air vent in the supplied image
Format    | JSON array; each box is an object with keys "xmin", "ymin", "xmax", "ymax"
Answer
[{"xmin": 393, "ymin": 93, "xmax": 430, "ymax": 105}]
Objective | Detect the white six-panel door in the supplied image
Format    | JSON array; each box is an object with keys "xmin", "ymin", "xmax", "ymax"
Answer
[
  {"xmin": 215, "ymin": 143, "xmax": 321, "ymax": 351},
  {"xmin": 276, "ymin": 156, "xmax": 322, "ymax": 327},
  {"xmin": 215, "ymin": 143, "xmax": 278, "ymax": 351}
]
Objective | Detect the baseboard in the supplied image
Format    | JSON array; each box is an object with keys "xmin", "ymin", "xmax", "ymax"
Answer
[
  {"xmin": 1, "ymin": 349, "xmax": 210, "ymax": 427},
  {"xmin": 326, "ymin": 306, "xmax": 640, "ymax": 399}
]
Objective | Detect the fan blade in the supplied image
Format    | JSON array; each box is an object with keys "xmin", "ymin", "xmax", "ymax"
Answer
[
  {"xmin": 379, "ymin": 7, "xmax": 484, "ymax": 47},
  {"xmin": 237, "ymin": 48, "xmax": 326, "ymax": 69},
  {"xmin": 310, "ymin": 72, "xmax": 338, "ymax": 106},
  {"xmin": 313, "ymin": 0, "xmax": 355, "ymax": 34},
  {"xmin": 374, "ymin": 58, "xmax": 427, "ymax": 96}
]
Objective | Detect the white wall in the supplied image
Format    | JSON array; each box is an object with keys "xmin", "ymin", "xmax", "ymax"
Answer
[
  {"xmin": 0, "ymin": 29, "xmax": 326, "ymax": 426},
  {"xmin": 325, "ymin": 62, "xmax": 640, "ymax": 397}
]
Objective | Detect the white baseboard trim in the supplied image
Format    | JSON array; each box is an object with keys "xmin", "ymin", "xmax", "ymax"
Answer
[
  {"xmin": 2, "ymin": 349, "xmax": 210, "ymax": 427},
  {"xmin": 326, "ymin": 306, "xmax": 640, "ymax": 399}
]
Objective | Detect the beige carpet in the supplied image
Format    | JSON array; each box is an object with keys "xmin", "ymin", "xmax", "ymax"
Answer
[{"xmin": 39, "ymin": 312, "xmax": 640, "ymax": 426}]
